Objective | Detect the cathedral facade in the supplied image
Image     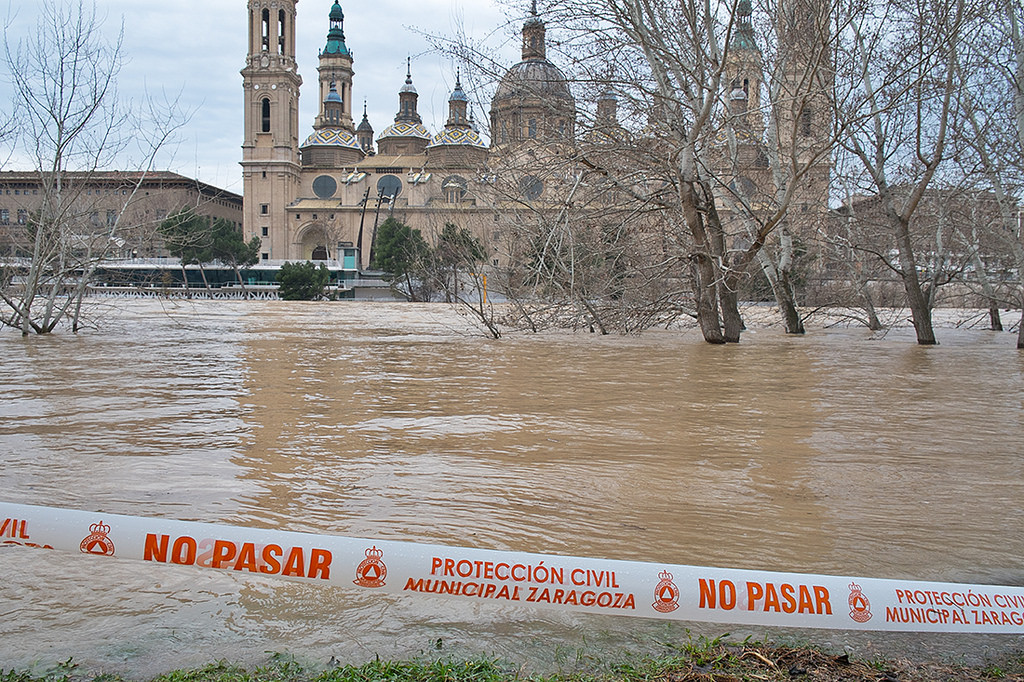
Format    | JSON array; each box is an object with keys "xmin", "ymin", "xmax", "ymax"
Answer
[
  {"xmin": 239, "ymin": 0, "xmax": 829, "ymax": 280},
  {"xmin": 240, "ymin": 0, "xmax": 574, "ymax": 270}
]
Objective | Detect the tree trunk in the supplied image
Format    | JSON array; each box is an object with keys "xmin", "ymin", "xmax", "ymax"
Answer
[
  {"xmin": 856, "ymin": 280, "xmax": 884, "ymax": 331},
  {"xmin": 581, "ymin": 297, "xmax": 609, "ymax": 335},
  {"xmin": 894, "ymin": 215, "xmax": 937, "ymax": 345},
  {"xmin": 719, "ymin": 285, "xmax": 743, "ymax": 343},
  {"xmin": 968, "ymin": 243, "xmax": 1003, "ymax": 331},
  {"xmin": 682, "ymin": 182, "xmax": 726, "ymax": 344},
  {"xmin": 990, "ymin": 306, "xmax": 1004, "ymax": 333},
  {"xmin": 690, "ymin": 255, "xmax": 725, "ymax": 344},
  {"xmin": 198, "ymin": 264, "xmax": 211, "ymax": 292},
  {"xmin": 234, "ymin": 265, "xmax": 250, "ymax": 299},
  {"xmin": 756, "ymin": 248, "xmax": 805, "ymax": 334}
]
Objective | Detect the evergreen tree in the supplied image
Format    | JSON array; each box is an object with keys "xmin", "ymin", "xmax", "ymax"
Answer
[
  {"xmin": 371, "ymin": 217, "xmax": 431, "ymax": 300},
  {"xmin": 276, "ymin": 261, "xmax": 330, "ymax": 300}
]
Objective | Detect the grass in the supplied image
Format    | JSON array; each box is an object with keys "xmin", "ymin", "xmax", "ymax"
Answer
[{"xmin": 4, "ymin": 641, "xmax": 1024, "ymax": 682}]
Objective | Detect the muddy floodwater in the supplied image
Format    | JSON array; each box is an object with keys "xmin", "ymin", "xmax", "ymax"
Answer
[{"xmin": 1, "ymin": 300, "xmax": 1022, "ymax": 675}]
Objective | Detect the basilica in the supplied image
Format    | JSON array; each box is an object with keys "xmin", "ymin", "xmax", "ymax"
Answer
[{"xmin": 240, "ymin": 0, "xmax": 578, "ymax": 269}]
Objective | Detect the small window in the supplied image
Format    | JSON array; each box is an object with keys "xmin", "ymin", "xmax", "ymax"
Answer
[
  {"xmin": 107, "ymin": 210, "xmax": 117, "ymax": 227},
  {"xmin": 528, "ymin": 118, "xmax": 537, "ymax": 139},
  {"xmin": 0, "ymin": 209, "xmax": 9, "ymax": 224},
  {"xmin": 260, "ymin": 204, "xmax": 269, "ymax": 215},
  {"xmin": 261, "ymin": 226, "xmax": 269, "ymax": 237},
  {"xmin": 800, "ymin": 107, "xmax": 813, "ymax": 136},
  {"xmin": 261, "ymin": 98, "xmax": 271, "ymax": 133},
  {"xmin": 261, "ymin": 252, "xmax": 269, "ymax": 261},
  {"xmin": 261, "ymin": 9, "xmax": 270, "ymax": 51},
  {"xmin": 278, "ymin": 9, "xmax": 286, "ymax": 54},
  {"xmin": 17, "ymin": 209, "xmax": 27, "ymax": 225}
]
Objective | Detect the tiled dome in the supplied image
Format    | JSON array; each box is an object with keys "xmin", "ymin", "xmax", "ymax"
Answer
[
  {"xmin": 301, "ymin": 128, "xmax": 363, "ymax": 149},
  {"xmin": 377, "ymin": 120, "xmax": 431, "ymax": 140},
  {"xmin": 427, "ymin": 127, "xmax": 486, "ymax": 148}
]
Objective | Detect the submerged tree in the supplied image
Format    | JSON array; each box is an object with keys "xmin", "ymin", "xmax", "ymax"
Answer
[
  {"xmin": 832, "ymin": 0, "xmax": 977, "ymax": 345},
  {"xmin": 160, "ymin": 209, "xmax": 260, "ymax": 295},
  {"xmin": 160, "ymin": 209, "xmax": 216, "ymax": 290},
  {"xmin": 276, "ymin": 261, "xmax": 330, "ymax": 300},
  {"xmin": 371, "ymin": 216, "xmax": 431, "ymax": 301},
  {"xmin": 951, "ymin": 0, "xmax": 1024, "ymax": 348},
  {"xmin": 427, "ymin": 222, "xmax": 502, "ymax": 338},
  {"xmin": 0, "ymin": 0, "xmax": 184, "ymax": 334},
  {"xmin": 446, "ymin": 0, "xmax": 838, "ymax": 343}
]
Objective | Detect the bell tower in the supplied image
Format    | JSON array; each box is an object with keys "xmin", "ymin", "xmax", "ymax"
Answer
[
  {"xmin": 776, "ymin": 0, "xmax": 832, "ymax": 227},
  {"xmin": 315, "ymin": 1, "xmax": 355, "ymax": 131},
  {"xmin": 241, "ymin": 0, "xmax": 303, "ymax": 261}
]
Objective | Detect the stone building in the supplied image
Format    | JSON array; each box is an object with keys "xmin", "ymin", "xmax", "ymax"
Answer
[
  {"xmin": 239, "ymin": 0, "xmax": 832, "ymax": 281},
  {"xmin": 240, "ymin": 0, "xmax": 579, "ymax": 269},
  {"xmin": 0, "ymin": 171, "xmax": 242, "ymax": 259}
]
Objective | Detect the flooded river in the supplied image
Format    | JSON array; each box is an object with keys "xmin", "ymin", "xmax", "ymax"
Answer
[{"xmin": 1, "ymin": 300, "xmax": 1022, "ymax": 675}]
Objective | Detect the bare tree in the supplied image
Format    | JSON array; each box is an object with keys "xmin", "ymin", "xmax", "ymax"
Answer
[
  {"xmin": 832, "ymin": 0, "xmax": 978, "ymax": 345},
  {"xmin": 951, "ymin": 0, "xmax": 1024, "ymax": 348},
  {"xmin": 445, "ymin": 0, "xmax": 841, "ymax": 343},
  {"xmin": 0, "ymin": 0, "xmax": 184, "ymax": 334}
]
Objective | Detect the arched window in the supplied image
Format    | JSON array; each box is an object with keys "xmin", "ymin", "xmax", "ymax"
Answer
[
  {"xmin": 278, "ymin": 10, "xmax": 286, "ymax": 54},
  {"xmin": 528, "ymin": 118, "xmax": 537, "ymax": 139},
  {"xmin": 443, "ymin": 176, "xmax": 468, "ymax": 204},
  {"xmin": 261, "ymin": 9, "xmax": 270, "ymax": 51},
  {"xmin": 261, "ymin": 98, "xmax": 271, "ymax": 133}
]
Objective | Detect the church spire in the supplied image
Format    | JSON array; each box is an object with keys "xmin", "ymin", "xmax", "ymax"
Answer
[
  {"xmin": 730, "ymin": 0, "xmax": 758, "ymax": 52},
  {"xmin": 446, "ymin": 69, "xmax": 471, "ymax": 128},
  {"xmin": 522, "ymin": 0, "xmax": 546, "ymax": 59},
  {"xmin": 357, "ymin": 99, "xmax": 374, "ymax": 152},
  {"xmin": 395, "ymin": 59, "xmax": 422, "ymax": 124},
  {"xmin": 324, "ymin": 1, "xmax": 350, "ymax": 56}
]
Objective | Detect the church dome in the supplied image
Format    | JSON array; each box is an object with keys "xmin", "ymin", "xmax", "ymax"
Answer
[
  {"xmin": 301, "ymin": 128, "xmax": 363, "ymax": 150},
  {"xmin": 427, "ymin": 127, "xmax": 486, "ymax": 148},
  {"xmin": 377, "ymin": 120, "xmax": 431, "ymax": 141},
  {"xmin": 493, "ymin": 59, "xmax": 573, "ymax": 103}
]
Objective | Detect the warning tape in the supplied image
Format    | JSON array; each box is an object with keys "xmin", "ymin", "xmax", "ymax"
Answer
[{"xmin": 2, "ymin": 501, "xmax": 1023, "ymax": 633}]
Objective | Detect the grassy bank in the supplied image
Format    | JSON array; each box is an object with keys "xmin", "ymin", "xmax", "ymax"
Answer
[{"xmin": 4, "ymin": 641, "xmax": 1023, "ymax": 682}]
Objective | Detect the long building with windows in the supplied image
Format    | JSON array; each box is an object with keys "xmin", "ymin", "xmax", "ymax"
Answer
[{"xmin": 0, "ymin": 171, "xmax": 242, "ymax": 259}]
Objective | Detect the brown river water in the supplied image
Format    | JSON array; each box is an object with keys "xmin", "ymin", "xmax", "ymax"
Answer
[{"xmin": 1, "ymin": 300, "xmax": 1022, "ymax": 675}]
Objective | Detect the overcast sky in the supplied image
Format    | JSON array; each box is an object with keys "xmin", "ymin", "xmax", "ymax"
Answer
[{"xmin": 2, "ymin": 0, "xmax": 527, "ymax": 194}]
